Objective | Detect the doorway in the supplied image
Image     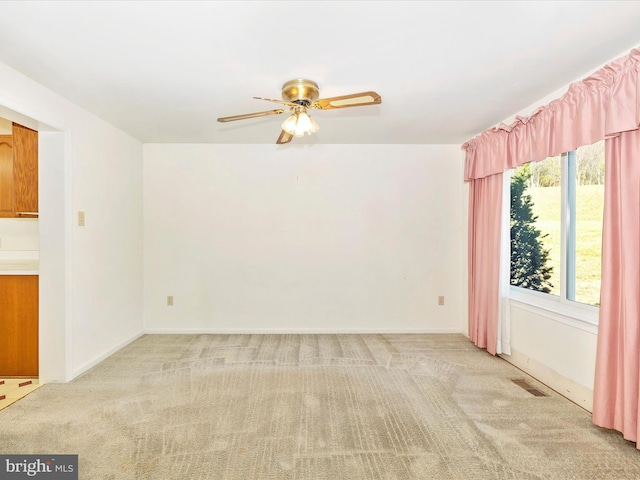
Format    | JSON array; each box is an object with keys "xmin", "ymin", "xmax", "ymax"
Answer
[{"xmin": 0, "ymin": 105, "xmax": 69, "ymax": 384}]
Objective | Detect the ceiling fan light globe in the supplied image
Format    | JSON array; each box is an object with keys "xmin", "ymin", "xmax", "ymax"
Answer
[
  {"xmin": 281, "ymin": 114, "xmax": 299, "ymax": 136},
  {"xmin": 296, "ymin": 112, "xmax": 313, "ymax": 136}
]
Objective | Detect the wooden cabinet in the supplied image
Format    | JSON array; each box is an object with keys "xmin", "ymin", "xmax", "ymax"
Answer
[
  {"xmin": 13, "ymin": 123, "xmax": 38, "ymax": 214},
  {"xmin": 0, "ymin": 123, "xmax": 38, "ymax": 218},
  {"xmin": 0, "ymin": 275, "xmax": 39, "ymax": 376}
]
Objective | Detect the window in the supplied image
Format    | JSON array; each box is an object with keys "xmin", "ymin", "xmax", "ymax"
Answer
[{"xmin": 509, "ymin": 141, "xmax": 605, "ymax": 317}]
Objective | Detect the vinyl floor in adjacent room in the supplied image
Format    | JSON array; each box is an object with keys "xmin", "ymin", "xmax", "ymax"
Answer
[
  {"xmin": 0, "ymin": 334, "xmax": 639, "ymax": 479},
  {"xmin": 0, "ymin": 378, "xmax": 41, "ymax": 411}
]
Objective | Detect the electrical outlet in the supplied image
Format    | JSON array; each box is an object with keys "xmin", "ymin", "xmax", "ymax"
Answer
[
  {"xmin": 167, "ymin": 296, "xmax": 174, "ymax": 306},
  {"xmin": 78, "ymin": 211, "xmax": 85, "ymax": 226},
  {"xmin": 438, "ymin": 296, "xmax": 445, "ymax": 306}
]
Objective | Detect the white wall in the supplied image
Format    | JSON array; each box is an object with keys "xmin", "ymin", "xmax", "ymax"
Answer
[
  {"xmin": 68, "ymin": 120, "xmax": 144, "ymax": 377},
  {"xmin": 0, "ymin": 61, "xmax": 144, "ymax": 381},
  {"xmin": 0, "ymin": 218, "xmax": 39, "ymax": 251},
  {"xmin": 507, "ymin": 302, "xmax": 597, "ymax": 411},
  {"xmin": 144, "ymin": 144, "xmax": 464, "ymax": 333},
  {"xmin": 38, "ymin": 131, "xmax": 67, "ymax": 382}
]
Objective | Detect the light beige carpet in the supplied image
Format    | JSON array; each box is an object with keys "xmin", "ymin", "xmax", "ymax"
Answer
[{"xmin": 1, "ymin": 334, "xmax": 639, "ymax": 479}]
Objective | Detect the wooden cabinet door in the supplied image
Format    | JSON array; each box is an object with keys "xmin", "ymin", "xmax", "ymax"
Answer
[
  {"xmin": 0, "ymin": 276, "xmax": 39, "ymax": 376},
  {"xmin": 12, "ymin": 123, "xmax": 38, "ymax": 214},
  {"xmin": 0, "ymin": 135, "xmax": 13, "ymax": 215}
]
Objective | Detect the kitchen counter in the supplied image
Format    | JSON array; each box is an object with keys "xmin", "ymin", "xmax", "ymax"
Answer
[{"xmin": 0, "ymin": 252, "xmax": 39, "ymax": 275}]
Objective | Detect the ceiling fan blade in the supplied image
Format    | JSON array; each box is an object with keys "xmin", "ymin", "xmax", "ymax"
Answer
[
  {"xmin": 312, "ymin": 91, "xmax": 381, "ymax": 110},
  {"xmin": 217, "ymin": 109, "xmax": 285, "ymax": 122},
  {"xmin": 253, "ymin": 96, "xmax": 299, "ymax": 107},
  {"xmin": 276, "ymin": 129, "xmax": 293, "ymax": 144}
]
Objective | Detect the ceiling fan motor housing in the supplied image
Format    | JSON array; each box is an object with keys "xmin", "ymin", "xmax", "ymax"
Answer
[{"xmin": 282, "ymin": 79, "xmax": 319, "ymax": 106}]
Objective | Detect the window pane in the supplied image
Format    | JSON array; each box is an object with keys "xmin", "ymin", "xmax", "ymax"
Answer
[
  {"xmin": 510, "ymin": 157, "xmax": 560, "ymax": 295},
  {"xmin": 574, "ymin": 140, "xmax": 604, "ymax": 306}
]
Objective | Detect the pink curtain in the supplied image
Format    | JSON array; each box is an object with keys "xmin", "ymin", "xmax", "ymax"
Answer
[
  {"xmin": 463, "ymin": 46, "xmax": 640, "ymax": 445},
  {"xmin": 463, "ymin": 48, "xmax": 640, "ymax": 181},
  {"xmin": 592, "ymin": 129, "xmax": 640, "ymax": 444},
  {"xmin": 467, "ymin": 173, "xmax": 502, "ymax": 355}
]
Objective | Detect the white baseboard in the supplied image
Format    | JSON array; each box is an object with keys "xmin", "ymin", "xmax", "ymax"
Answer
[
  {"xmin": 143, "ymin": 328, "xmax": 463, "ymax": 334},
  {"xmin": 71, "ymin": 330, "xmax": 144, "ymax": 380},
  {"xmin": 500, "ymin": 348, "xmax": 593, "ymax": 412}
]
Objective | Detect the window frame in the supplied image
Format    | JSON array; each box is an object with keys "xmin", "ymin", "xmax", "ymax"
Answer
[{"xmin": 507, "ymin": 150, "xmax": 600, "ymax": 330}]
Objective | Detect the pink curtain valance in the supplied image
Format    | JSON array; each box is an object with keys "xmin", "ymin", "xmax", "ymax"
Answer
[{"xmin": 463, "ymin": 48, "xmax": 640, "ymax": 180}]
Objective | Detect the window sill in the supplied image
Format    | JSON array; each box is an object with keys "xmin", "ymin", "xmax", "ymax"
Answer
[{"xmin": 509, "ymin": 286, "xmax": 599, "ymax": 335}]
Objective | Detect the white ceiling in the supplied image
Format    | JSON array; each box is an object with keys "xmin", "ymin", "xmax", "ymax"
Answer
[{"xmin": 1, "ymin": 1, "xmax": 639, "ymax": 145}]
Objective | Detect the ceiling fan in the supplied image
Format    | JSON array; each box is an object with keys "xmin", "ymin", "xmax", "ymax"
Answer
[{"xmin": 217, "ymin": 79, "xmax": 381, "ymax": 144}]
